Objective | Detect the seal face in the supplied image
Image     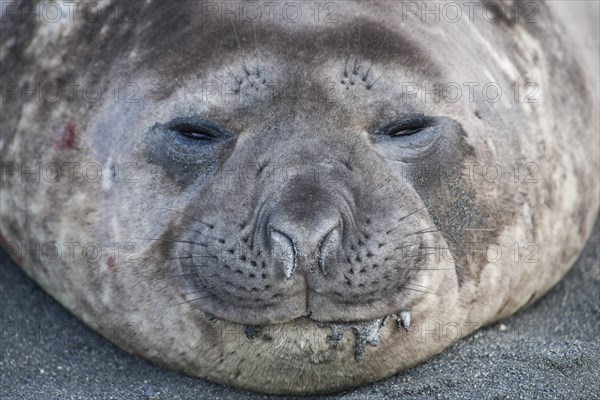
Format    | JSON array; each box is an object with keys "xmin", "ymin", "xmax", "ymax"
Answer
[
  {"xmin": 1, "ymin": 0, "xmax": 599, "ymax": 394},
  {"xmin": 152, "ymin": 113, "xmax": 466, "ymax": 327}
]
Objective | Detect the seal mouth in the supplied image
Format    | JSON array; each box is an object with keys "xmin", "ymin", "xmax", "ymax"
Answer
[{"xmin": 204, "ymin": 310, "xmax": 411, "ymax": 362}]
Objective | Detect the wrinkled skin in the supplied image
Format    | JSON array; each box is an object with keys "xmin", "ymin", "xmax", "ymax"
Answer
[{"xmin": 1, "ymin": 0, "xmax": 598, "ymax": 394}]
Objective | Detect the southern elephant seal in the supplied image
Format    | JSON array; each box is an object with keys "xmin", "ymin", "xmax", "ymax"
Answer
[{"xmin": 1, "ymin": 0, "xmax": 598, "ymax": 394}]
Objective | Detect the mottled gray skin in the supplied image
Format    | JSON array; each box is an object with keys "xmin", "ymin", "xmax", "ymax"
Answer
[{"xmin": 0, "ymin": 0, "xmax": 598, "ymax": 394}]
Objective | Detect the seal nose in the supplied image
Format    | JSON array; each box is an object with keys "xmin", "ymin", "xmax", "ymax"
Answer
[{"xmin": 268, "ymin": 211, "xmax": 341, "ymax": 279}]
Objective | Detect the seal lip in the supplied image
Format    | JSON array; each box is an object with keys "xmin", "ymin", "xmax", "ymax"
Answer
[
  {"xmin": 203, "ymin": 308, "xmax": 413, "ymax": 328},
  {"xmin": 305, "ymin": 289, "xmax": 416, "ymax": 323},
  {"xmin": 192, "ymin": 279, "xmax": 417, "ymax": 326},
  {"xmin": 189, "ymin": 276, "xmax": 310, "ymax": 325}
]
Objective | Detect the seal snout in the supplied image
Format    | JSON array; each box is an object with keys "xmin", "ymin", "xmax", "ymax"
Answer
[
  {"xmin": 261, "ymin": 172, "xmax": 345, "ymax": 280},
  {"xmin": 268, "ymin": 210, "xmax": 341, "ymax": 279}
]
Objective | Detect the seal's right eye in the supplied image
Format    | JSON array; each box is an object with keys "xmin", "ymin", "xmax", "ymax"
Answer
[
  {"xmin": 167, "ymin": 119, "xmax": 229, "ymax": 142},
  {"xmin": 369, "ymin": 114, "xmax": 448, "ymax": 162},
  {"xmin": 147, "ymin": 117, "xmax": 236, "ymax": 184}
]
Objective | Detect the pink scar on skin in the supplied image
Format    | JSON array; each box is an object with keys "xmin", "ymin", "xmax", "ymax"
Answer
[
  {"xmin": 107, "ymin": 256, "xmax": 116, "ymax": 270},
  {"xmin": 54, "ymin": 122, "xmax": 76, "ymax": 150}
]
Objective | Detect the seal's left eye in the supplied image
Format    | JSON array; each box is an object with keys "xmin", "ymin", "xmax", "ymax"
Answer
[{"xmin": 381, "ymin": 114, "xmax": 434, "ymax": 138}]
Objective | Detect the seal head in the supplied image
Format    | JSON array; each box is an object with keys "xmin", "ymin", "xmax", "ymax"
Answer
[{"xmin": 1, "ymin": 0, "xmax": 598, "ymax": 394}]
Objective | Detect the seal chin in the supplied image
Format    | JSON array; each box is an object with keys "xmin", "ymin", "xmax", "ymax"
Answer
[
  {"xmin": 204, "ymin": 309, "xmax": 412, "ymax": 362},
  {"xmin": 193, "ymin": 262, "xmax": 417, "ymax": 362}
]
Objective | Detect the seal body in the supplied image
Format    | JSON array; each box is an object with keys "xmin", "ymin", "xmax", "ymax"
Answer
[{"xmin": 1, "ymin": 0, "xmax": 598, "ymax": 394}]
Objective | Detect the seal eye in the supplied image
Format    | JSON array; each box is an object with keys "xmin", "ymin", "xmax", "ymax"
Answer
[
  {"xmin": 370, "ymin": 114, "xmax": 443, "ymax": 161},
  {"xmin": 387, "ymin": 125, "xmax": 425, "ymax": 137},
  {"xmin": 170, "ymin": 122, "xmax": 220, "ymax": 141},
  {"xmin": 381, "ymin": 114, "xmax": 434, "ymax": 138}
]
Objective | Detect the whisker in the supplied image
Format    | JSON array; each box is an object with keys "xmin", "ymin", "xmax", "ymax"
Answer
[
  {"xmin": 157, "ymin": 225, "xmax": 221, "ymax": 243},
  {"xmin": 399, "ymin": 285, "xmax": 436, "ymax": 295},
  {"xmin": 224, "ymin": 61, "xmax": 242, "ymax": 92},
  {"xmin": 398, "ymin": 252, "xmax": 439, "ymax": 259},
  {"xmin": 231, "ymin": 19, "xmax": 250, "ymax": 75},
  {"xmin": 448, "ymin": 228, "xmax": 496, "ymax": 232},
  {"xmin": 253, "ymin": 23, "xmax": 260, "ymax": 76},
  {"xmin": 363, "ymin": 31, "xmax": 388, "ymax": 82},
  {"xmin": 345, "ymin": 136, "xmax": 360, "ymax": 170},
  {"xmin": 384, "ymin": 207, "xmax": 428, "ymax": 235},
  {"xmin": 403, "ymin": 227, "xmax": 440, "ymax": 238},
  {"xmin": 162, "ymin": 255, "xmax": 193, "ymax": 261},
  {"xmin": 352, "ymin": 20, "xmax": 362, "ymax": 75},
  {"xmin": 403, "ymin": 281, "xmax": 431, "ymax": 289},
  {"xmin": 209, "ymin": 73, "xmax": 229, "ymax": 86},
  {"xmin": 366, "ymin": 70, "xmax": 386, "ymax": 90},
  {"xmin": 155, "ymin": 208, "xmax": 224, "ymax": 242},
  {"xmin": 135, "ymin": 237, "xmax": 208, "ymax": 247},
  {"xmin": 385, "ymin": 225, "xmax": 438, "ymax": 241},
  {"xmin": 172, "ymin": 272, "xmax": 198, "ymax": 278},
  {"xmin": 399, "ymin": 206, "xmax": 427, "ymax": 223},
  {"xmin": 343, "ymin": 32, "xmax": 351, "ymax": 78},
  {"xmin": 156, "ymin": 207, "xmax": 214, "ymax": 230},
  {"xmin": 171, "ymin": 294, "xmax": 212, "ymax": 306}
]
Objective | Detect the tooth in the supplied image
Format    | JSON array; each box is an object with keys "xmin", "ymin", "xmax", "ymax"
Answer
[{"xmin": 397, "ymin": 311, "xmax": 411, "ymax": 331}]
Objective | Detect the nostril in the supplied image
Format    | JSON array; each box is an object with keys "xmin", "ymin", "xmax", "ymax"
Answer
[
  {"xmin": 270, "ymin": 229, "xmax": 296, "ymax": 279},
  {"xmin": 318, "ymin": 227, "xmax": 341, "ymax": 276},
  {"xmin": 266, "ymin": 204, "xmax": 342, "ymax": 278}
]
